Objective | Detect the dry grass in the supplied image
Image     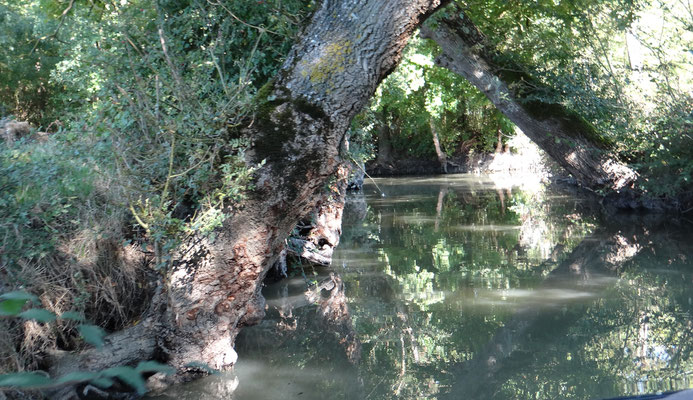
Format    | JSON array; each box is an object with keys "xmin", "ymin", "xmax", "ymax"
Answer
[
  {"xmin": 0, "ymin": 120, "xmax": 31, "ymax": 145},
  {"xmin": 0, "ymin": 152, "xmax": 157, "ymax": 375},
  {"xmin": 5, "ymin": 236, "xmax": 155, "ymax": 372}
]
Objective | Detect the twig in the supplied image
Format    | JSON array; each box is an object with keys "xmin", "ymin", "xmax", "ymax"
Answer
[
  {"xmin": 30, "ymin": 0, "xmax": 75, "ymax": 55},
  {"xmin": 347, "ymin": 154, "xmax": 386, "ymax": 197},
  {"xmin": 167, "ymin": 148, "xmax": 213, "ymax": 179},
  {"xmin": 157, "ymin": 26, "xmax": 187, "ymax": 101},
  {"xmin": 123, "ymin": 34, "xmax": 144, "ymax": 57},
  {"xmin": 206, "ymin": 0, "xmax": 279, "ymax": 35},
  {"xmin": 160, "ymin": 132, "xmax": 176, "ymax": 205},
  {"xmin": 208, "ymin": 47, "xmax": 229, "ymax": 96},
  {"xmin": 129, "ymin": 204, "xmax": 150, "ymax": 231}
]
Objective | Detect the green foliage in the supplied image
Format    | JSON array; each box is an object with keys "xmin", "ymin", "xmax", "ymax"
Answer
[
  {"xmin": 0, "ymin": 290, "xmax": 106, "ymax": 346},
  {"xmin": 0, "ymin": 361, "xmax": 174, "ymax": 394},
  {"xmin": 19, "ymin": 308, "xmax": 56, "ymax": 322},
  {"xmin": 0, "ymin": 291, "xmax": 38, "ymax": 316},
  {"xmin": 0, "ymin": 1, "xmax": 62, "ymax": 123},
  {"xmin": 0, "ymin": 299, "xmax": 31, "ymax": 316},
  {"xmin": 59, "ymin": 310, "xmax": 85, "ymax": 321},
  {"xmin": 40, "ymin": 0, "xmax": 314, "ymax": 265},
  {"xmin": 0, "ymin": 0, "xmax": 313, "ymax": 271},
  {"xmin": 357, "ymin": 0, "xmax": 691, "ymax": 199},
  {"xmin": 628, "ymin": 102, "xmax": 693, "ymax": 196},
  {"xmin": 357, "ymin": 36, "xmax": 514, "ymax": 162},
  {"xmin": 0, "ymin": 138, "xmax": 95, "ymax": 272},
  {"xmin": 76, "ymin": 324, "xmax": 106, "ymax": 348},
  {"xmin": 0, "ymin": 372, "xmax": 52, "ymax": 388},
  {"xmin": 0, "ymin": 290, "xmax": 172, "ymax": 394},
  {"xmin": 102, "ymin": 366, "xmax": 148, "ymax": 394},
  {"xmin": 135, "ymin": 360, "xmax": 175, "ymax": 375},
  {"xmin": 447, "ymin": 0, "xmax": 693, "ymax": 195}
]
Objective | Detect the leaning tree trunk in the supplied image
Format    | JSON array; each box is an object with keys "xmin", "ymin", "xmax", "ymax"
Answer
[
  {"xmin": 47, "ymin": 0, "xmax": 449, "ymax": 384},
  {"xmin": 420, "ymin": 14, "xmax": 638, "ymax": 192},
  {"xmin": 159, "ymin": 0, "xmax": 449, "ymax": 373}
]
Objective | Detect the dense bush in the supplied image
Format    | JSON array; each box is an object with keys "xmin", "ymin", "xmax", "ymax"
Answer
[
  {"xmin": 0, "ymin": 138, "xmax": 95, "ymax": 272},
  {"xmin": 1, "ymin": 0, "xmax": 315, "ymax": 267},
  {"xmin": 452, "ymin": 0, "xmax": 693, "ymax": 195},
  {"xmin": 0, "ymin": 3, "xmax": 62, "ymax": 124},
  {"xmin": 0, "ymin": 0, "xmax": 314, "ymax": 382},
  {"xmin": 357, "ymin": 36, "xmax": 514, "ymax": 162}
]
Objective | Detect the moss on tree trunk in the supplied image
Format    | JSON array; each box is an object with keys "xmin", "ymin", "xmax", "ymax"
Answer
[
  {"xmin": 421, "ymin": 13, "xmax": 638, "ymax": 193},
  {"xmin": 47, "ymin": 0, "xmax": 450, "ymax": 389}
]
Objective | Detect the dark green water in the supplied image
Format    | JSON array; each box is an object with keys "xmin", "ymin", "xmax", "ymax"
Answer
[{"xmin": 156, "ymin": 174, "xmax": 693, "ymax": 400}]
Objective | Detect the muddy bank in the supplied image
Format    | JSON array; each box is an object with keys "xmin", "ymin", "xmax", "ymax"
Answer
[
  {"xmin": 368, "ymin": 131, "xmax": 550, "ymax": 178},
  {"xmin": 366, "ymin": 151, "xmax": 549, "ymax": 177},
  {"xmin": 366, "ymin": 131, "xmax": 693, "ymax": 215}
]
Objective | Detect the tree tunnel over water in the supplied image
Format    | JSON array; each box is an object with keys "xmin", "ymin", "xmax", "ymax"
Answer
[
  {"xmin": 151, "ymin": 175, "xmax": 693, "ymax": 400},
  {"xmin": 1, "ymin": 0, "xmax": 690, "ymax": 397}
]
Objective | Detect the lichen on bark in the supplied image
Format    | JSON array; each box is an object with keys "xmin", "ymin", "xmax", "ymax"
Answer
[{"xmin": 43, "ymin": 1, "xmax": 450, "ymax": 392}]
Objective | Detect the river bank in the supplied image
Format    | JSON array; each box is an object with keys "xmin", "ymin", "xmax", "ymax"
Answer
[{"xmin": 366, "ymin": 131, "xmax": 693, "ymax": 215}]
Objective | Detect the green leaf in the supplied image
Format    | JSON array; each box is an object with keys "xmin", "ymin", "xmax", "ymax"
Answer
[
  {"xmin": 55, "ymin": 371, "xmax": 100, "ymax": 385},
  {"xmin": 0, "ymin": 299, "xmax": 27, "ymax": 316},
  {"xmin": 59, "ymin": 311, "xmax": 85, "ymax": 321},
  {"xmin": 90, "ymin": 377, "xmax": 115, "ymax": 389},
  {"xmin": 0, "ymin": 372, "xmax": 52, "ymax": 388},
  {"xmin": 19, "ymin": 308, "xmax": 56, "ymax": 322},
  {"xmin": 103, "ymin": 366, "xmax": 147, "ymax": 395},
  {"xmin": 0, "ymin": 291, "xmax": 39, "ymax": 303},
  {"xmin": 77, "ymin": 324, "xmax": 106, "ymax": 348},
  {"xmin": 135, "ymin": 361, "xmax": 175, "ymax": 375}
]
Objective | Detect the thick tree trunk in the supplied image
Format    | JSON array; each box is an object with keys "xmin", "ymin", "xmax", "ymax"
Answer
[
  {"xmin": 159, "ymin": 0, "xmax": 448, "ymax": 374},
  {"xmin": 286, "ymin": 164, "xmax": 349, "ymax": 266},
  {"xmin": 46, "ymin": 1, "xmax": 449, "ymax": 386},
  {"xmin": 420, "ymin": 14, "xmax": 638, "ymax": 192}
]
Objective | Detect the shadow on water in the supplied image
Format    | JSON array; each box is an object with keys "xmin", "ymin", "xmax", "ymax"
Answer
[{"xmin": 154, "ymin": 174, "xmax": 693, "ymax": 400}]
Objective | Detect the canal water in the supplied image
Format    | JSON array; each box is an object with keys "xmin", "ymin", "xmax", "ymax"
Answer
[{"xmin": 155, "ymin": 174, "xmax": 693, "ymax": 399}]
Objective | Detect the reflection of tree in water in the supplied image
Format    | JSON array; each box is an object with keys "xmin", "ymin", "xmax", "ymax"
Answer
[
  {"xmin": 236, "ymin": 179, "xmax": 693, "ymax": 400},
  {"xmin": 340, "ymin": 180, "xmax": 693, "ymax": 400},
  {"xmin": 334, "ymin": 180, "xmax": 591, "ymax": 398},
  {"xmin": 456, "ymin": 224, "xmax": 693, "ymax": 400},
  {"xmin": 442, "ymin": 229, "xmax": 640, "ymax": 399},
  {"xmin": 234, "ymin": 272, "xmax": 364, "ymax": 400}
]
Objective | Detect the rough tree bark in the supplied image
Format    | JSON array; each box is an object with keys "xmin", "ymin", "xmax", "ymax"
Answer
[
  {"xmin": 48, "ymin": 0, "xmax": 450, "ymax": 384},
  {"xmin": 163, "ymin": 0, "xmax": 449, "ymax": 374},
  {"xmin": 420, "ymin": 13, "xmax": 638, "ymax": 193},
  {"xmin": 286, "ymin": 164, "xmax": 350, "ymax": 267}
]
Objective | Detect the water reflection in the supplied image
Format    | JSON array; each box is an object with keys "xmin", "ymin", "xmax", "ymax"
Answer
[{"xmin": 156, "ymin": 174, "xmax": 693, "ymax": 400}]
